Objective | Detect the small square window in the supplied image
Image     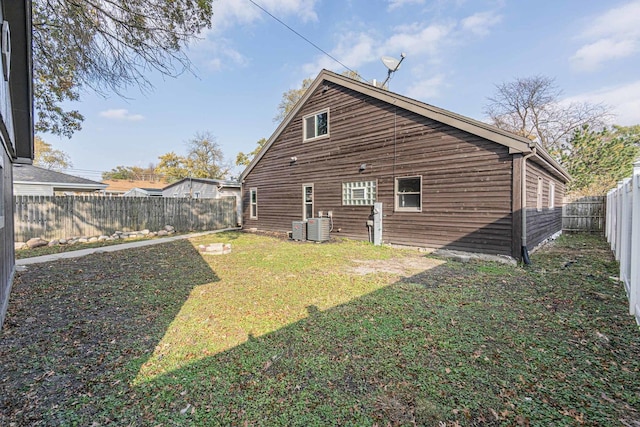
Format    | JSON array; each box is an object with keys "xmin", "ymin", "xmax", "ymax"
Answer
[
  {"xmin": 303, "ymin": 109, "xmax": 329, "ymax": 141},
  {"xmin": 395, "ymin": 176, "xmax": 422, "ymax": 212}
]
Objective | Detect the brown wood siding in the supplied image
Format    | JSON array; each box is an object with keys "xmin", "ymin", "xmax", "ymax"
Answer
[
  {"xmin": 243, "ymin": 82, "xmax": 514, "ymax": 255},
  {"xmin": 1, "ymin": 148, "xmax": 15, "ymax": 328},
  {"xmin": 525, "ymin": 160, "xmax": 566, "ymax": 248}
]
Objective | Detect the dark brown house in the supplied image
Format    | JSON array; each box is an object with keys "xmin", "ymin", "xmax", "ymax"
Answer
[
  {"xmin": 240, "ymin": 70, "xmax": 569, "ymax": 261},
  {"xmin": 1, "ymin": 1, "xmax": 34, "ymax": 328}
]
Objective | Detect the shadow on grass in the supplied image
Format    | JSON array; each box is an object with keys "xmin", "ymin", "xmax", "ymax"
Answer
[
  {"xmin": 1, "ymin": 234, "xmax": 638, "ymax": 426},
  {"xmin": 0, "ymin": 239, "xmax": 219, "ymax": 425}
]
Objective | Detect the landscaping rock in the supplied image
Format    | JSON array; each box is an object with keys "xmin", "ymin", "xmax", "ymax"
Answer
[
  {"xmin": 141, "ymin": 229, "xmax": 150, "ymax": 235},
  {"xmin": 26, "ymin": 238, "xmax": 49, "ymax": 249},
  {"xmin": 78, "ymin": 238, "xmax": 88, "ymax": 243},
  {"xmin": 59, "ymin": 239, "xmax": 68, "ymax": 245},
  {"xmin": 158, "ymin": 230, "xmax": 168, "ymax": 236},
  {"xmin": 198, "ymin": 243, "xmax": 231, "ymax": 255},
  {"xmin": 88, "ymin": 237, "xmax": 99, "ymax": 243},
  {"xmin": 14, "ymin": 242, "xmax": 27, "ymax": 251},
  {"xmin": 98, "ymin": 235, "xmax": 109, "ymax": 241},
  {"xmin": 164, "ymin": 225, "xmax": 175, "ymax": 232},
  {"xmin": 48, "ymin": 240, "xmax": 60, "ymax": 247}
]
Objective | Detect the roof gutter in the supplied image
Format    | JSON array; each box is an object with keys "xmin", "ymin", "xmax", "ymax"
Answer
[{"xmin": 521, "ymin": 145, "xmax": 537, "ymax": 264}]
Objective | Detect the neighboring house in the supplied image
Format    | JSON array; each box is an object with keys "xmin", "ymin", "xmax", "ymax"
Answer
[
  {"xmin": 13, "ymin": 164, "xmax": 107, "ymax": 195},
  {"xmin": 102, "ymin": 179, "xmax": 167, "ymax": 196},
  {"xmin": 240, "ymin": 69, "xmax": 570, "ymax": 261},
  {"xmin": 122, "ymin": 187, "xmax": 163, "ymax": 197},
  {"xmin": 1, "ymin": 1, "xmax": 34, "ymax": 328},
  {"xmin": 162, "ymin": 177, "xmax": 242, "ymax": 224}
]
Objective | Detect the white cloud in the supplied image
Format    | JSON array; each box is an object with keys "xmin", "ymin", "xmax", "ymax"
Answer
[
  {"xmin": 99, "ymin": 109, "xmax": 144, "ymax": 121},
  {"xmin": 562, "ymin": 80, "xmax": 640, "ymax": 126},
  {"xmin": 460, "ymin": 11, "xmax": 502, "ymax": 36},
  {"xmin": 571, "ymin": 1, "xmax": 640, "ymax": 70},
  {"xmin": 383, "ymin": 22, "xmax": 454, "ymax": 57},
  {"xmin": 210, "ymin": 0, "xmax": 319, "ymax": 31},
  {"xmin": 405, "ymin": 74, "xmax": 446, "ymax": 100},
  {"xmin": 387, "ymin": 0, "xmax": 426, "ymax": 12},
  {"xmin": 571, "ymin": 38, "xmax": 637, "ymax": 71},
  {"xmin": 302, "ymin": 32, "xmax": 377, "ymax": 74}
]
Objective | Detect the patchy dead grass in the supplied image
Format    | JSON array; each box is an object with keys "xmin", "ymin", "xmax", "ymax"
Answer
[{"xmin": 1, "ymin": 232, "xmax": 638, "ymax": 426}]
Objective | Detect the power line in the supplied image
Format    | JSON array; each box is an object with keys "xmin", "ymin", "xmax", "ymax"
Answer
[{"xmin": 247, "ymin": 0, "xmax": 366, "ymax": 81}]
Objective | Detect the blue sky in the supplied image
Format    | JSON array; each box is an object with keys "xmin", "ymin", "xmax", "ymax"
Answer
[{"xmin": 45, "ymin": 0, "xmax": 640, "ymax": 181}]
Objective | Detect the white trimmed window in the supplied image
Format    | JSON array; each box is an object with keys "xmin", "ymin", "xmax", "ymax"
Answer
[
  {"xmin": 303, "ymin": 184, "xmax": 314, "ymax": 220},
  {"xmin": 250, "ymin": 188, "xmax": 258, "ymax": 219},
  {"xmin": 303, "ymin": 108, "xmax": 329, "ymax": 141},
  {"xmin": 395, "ymin": 176, "xmax": 422, "ymax": 212},
  {"xmin": 342, "ymin": 181, "xmax": 376, "ymax": 205},
  {"xmin": 536, "ymin": 177, "xmax": 543, "ymax": 211},
  {"xmin": 548, "ymin": 182, "xmax": 555, "ymax": 209}
]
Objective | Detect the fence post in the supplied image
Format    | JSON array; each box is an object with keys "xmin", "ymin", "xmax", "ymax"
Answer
[{"xmin": 630, "ymin": 161, "xmax": 640, "ymax": 321}]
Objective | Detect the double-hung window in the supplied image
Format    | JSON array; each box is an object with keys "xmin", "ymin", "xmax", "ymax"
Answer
[
  {"xmin": 303, "ymin": 108, "xmax": 329, "ymax": 141},
  {"xmin": 395, "ymin": 176, "xmax": 422, "ymax": 212},
  {"xmin": 303, "ymin": 184, "xmax": 314, "ymax": 220},
  {"xmin": 250, "ymin": 188, "xmax": 258, "ymax": 219}
]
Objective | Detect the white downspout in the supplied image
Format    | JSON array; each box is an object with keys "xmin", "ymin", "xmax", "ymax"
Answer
[{"xmin": 521, "ymin": 146, "xmax": 537, "ymax": 263}]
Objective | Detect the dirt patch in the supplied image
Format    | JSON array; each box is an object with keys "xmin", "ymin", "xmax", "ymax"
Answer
[{"xmin": 349, "ymin": 256, "xmax": 444, "ymax": 276}]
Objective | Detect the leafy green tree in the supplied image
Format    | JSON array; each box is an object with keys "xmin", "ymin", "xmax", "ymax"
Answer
[
  {"xmin": 33, "ymin": 0, "xmax": 213, "ymax": 137},
  {"xmin": 102, "ymin": 165, "xmax": 158, "ymax": 181},
  {"xmin": 236, "ymin": 137, "xmax": 267, "ymax": 167},
  {"xmin": 561, "ymin": 125, "xmax": 640, "ymax": 196},
  {"xmin": 33, "ymin": 136, "xmax": 72, "ymax": 170},
  {"xmin": 155, "ymin": 152, "xmax": 190, "ymax": 183},
  {"xmin": 155, "ymin": 132, "xmax": 229, "ymax": 182},
  {"xmin": 185, "ymin": 132, "xmax": 230, "ymax": 179}
]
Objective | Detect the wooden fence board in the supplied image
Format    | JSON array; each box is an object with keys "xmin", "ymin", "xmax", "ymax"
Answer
[
  {"xmin": 562, "ymin": 196, "xmax": 606, "ymax": 233},
  {"xmin": 13, "ymin": 196, "xmax": 237, "ymax": 241}
]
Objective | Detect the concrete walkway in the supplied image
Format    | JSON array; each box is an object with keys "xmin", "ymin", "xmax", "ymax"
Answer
[{"xmin": 16, "ymin": 228, "xmax": 241, "ymax": 266}]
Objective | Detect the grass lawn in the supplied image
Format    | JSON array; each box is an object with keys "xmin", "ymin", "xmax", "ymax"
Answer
[{"xmin": 1, "ymin": 232, "xmax": 638, "ymax": 426}]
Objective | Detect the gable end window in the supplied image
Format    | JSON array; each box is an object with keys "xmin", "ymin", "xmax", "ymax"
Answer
[
  {"xmin": 250, "ymin": 188, "xmax": 258, "ymax": 219},
  {"xmin": 395, "ymin": 176, "xmax": 422, "ymax": 212},
  {"xmin": 303, "ymin": 108, "xmax": 329, "ymax": 141}
]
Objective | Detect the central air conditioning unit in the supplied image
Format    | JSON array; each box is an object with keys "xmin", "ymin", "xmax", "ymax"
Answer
[
  {"xmin": 292, "ymin": 221, "xmax": 307, "ymax": 241},
  {"xmin": 307, "ymin": 218, "xmax": 330, "ymax": 242}
]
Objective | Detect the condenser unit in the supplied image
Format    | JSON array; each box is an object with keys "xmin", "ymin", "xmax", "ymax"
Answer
[
  {"xmin": 292, "ymin": 221, "xmax": 307, "ymax": 241},
  {"xmin": 307, "ymin": 218, "xmax": 330, "ymax": 242}
]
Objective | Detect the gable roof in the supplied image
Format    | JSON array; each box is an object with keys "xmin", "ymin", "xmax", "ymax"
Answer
[
  {"xmin": 162, "ymin": 177, "xmax": 241, "ymax": 191},
  {"xmin": 13, "ymin": 164, "xmax": 106, "ymax": 189},
  {"xmin": 240, "ymin": 69, "xmax": 570, "ymax": 182}
]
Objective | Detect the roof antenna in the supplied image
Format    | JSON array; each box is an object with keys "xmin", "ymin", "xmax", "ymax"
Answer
[{"xmin": 379, "ymin": 53, "xmax": 406, "ymax": 89}]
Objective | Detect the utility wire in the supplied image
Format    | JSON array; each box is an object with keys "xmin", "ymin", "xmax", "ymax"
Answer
[{"xmin": 247, "ymin": 0, "xmax": 366, "ymax": 81}]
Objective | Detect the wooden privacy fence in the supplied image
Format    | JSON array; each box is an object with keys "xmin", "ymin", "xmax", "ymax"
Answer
[
  {"xmin": 606, "ymin": 161, "xmax": 640, "ymax": 325},
  {"xmin": 14, "ymin": 195, "xmax": 238, "ymax": 241},
  {"xmin": 562, "ymin": 196, "xmax": 606, "ymax": 233}
]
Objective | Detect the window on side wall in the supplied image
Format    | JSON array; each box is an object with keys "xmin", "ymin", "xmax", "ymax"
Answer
[
  {"xmin": 303, "ymin": 108, "xmax": 329, "ymax": 141},
  {"xmin": 250, "ymin": 188, "xmax": 258, "ymax": 219},
  {"xmin": 548, "ymin": 182, "xmax": 555, "ymax": 209},
  {"xmin": 342, "ymin": 181, "xmax": 376, "ymax": 205},
  {"xmin": 536, "ymin": 177, "xmax": 543, "ymax": 211},
  {"xmin": 395, "ymin": 176, "xmax": 422, "ymax": 212}
]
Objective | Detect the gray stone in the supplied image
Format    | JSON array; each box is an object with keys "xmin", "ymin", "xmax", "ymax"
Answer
[
  {"xmin": 59, "ymin": 239, "xmax": 68, "ymax": 245},
  {"xmin": 141, "ymin": 229, "xmax": 150, "ymax": 235},
  {"xmin": 14, "ymin": 242, "xmax": 27, "ymax": 250},
  {"xmin": 78, "ymin": 238, "xmax": 88, "ymax": 243},
  {"xmin": 26, "ymin": 237, "xmax": 49, "ymax": 249},
  {"xmin": 157, "ymin": 230, "xmax": 168, "ymax": 236},
  {"xmin": 164, "ymin": 225, "xmax": 175, "ymax": 232},
  {"xmin": 88, "ymin": 237, "xmax": 99, "ymax": 243},
  {"xmin": 48, "ymin": 239, "xmax": 60, "ymax": 247},
  {"xmin": 98, "ymin": 235, "xmax": 109, "ymax": 241}
]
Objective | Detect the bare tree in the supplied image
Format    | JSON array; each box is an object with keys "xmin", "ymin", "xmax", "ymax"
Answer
[{"xmin": 484, "ymin": 76, "xmax": 611, "ymax": 156}]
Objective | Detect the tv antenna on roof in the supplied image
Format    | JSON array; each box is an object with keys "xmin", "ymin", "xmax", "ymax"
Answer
[{"xmin": 379, "ymin": 53, "xmax": 406, "ymax": 89}]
